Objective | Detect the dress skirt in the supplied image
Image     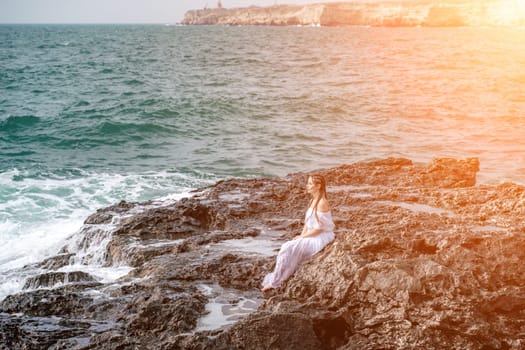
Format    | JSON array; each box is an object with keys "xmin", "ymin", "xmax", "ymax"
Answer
[{"xmin": 262, "ymin": 230, "xmax": 334, "ymax": 289}]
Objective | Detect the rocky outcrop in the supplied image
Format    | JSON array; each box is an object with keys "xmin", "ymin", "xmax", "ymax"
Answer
[
  {"xmin": 2, "ymin": 157, "xmax": 525, "ymax": 349},
  {"xmin": 22, "ymin": 271, "xmax": 98, "ymax": 290},
  {"xmin": 182, "ymin": 5, "xmax": 325, "ymax": 26},
  {"xmin": 182, "ymin": 1, "xmax": 525, "ymax": 27}
]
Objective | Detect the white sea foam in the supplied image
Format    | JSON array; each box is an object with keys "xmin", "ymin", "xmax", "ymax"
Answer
[
  {"xmin": 0, "ymin": 270, "xmax": 30, "ymax": 300},
  {"xmin": 0, "ymin": 217, "xmax": 85, "ymax": 272},
  {"xmin": 0, "ymin": 168, "xmax": 216, "ymax": 301},
  {"xmin": 57, "ymin": 265, "xmax": 134, "ymax": 283}
]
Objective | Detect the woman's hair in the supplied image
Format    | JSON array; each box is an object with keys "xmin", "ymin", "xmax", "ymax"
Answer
[{"xmin": 308, "ymin": 174, "xmax": 328, "ymax": 223}]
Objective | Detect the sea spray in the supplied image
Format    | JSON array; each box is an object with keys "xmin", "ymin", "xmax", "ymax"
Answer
[{"xmin": 0, "ymin": 168, "xmax": 216, "ymax": 301}]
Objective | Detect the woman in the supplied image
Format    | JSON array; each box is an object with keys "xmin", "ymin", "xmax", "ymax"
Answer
[{"xmin": 261, "ymin": 174, "xmax": 335, "ymax": 292}]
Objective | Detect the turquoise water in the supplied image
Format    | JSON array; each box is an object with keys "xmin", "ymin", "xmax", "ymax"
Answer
[{"xmin": 1, "ymin": 25, "xmax": 525, "ymax": 296}]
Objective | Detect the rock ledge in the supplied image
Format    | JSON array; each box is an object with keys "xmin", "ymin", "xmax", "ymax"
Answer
[{"xmin": 3, "ymin": 157, "xmax": 525, "ymax": 349}]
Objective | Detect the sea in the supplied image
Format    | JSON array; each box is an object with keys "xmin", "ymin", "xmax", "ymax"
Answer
[{"xmin": 1, "ymin": 24, "xmax": 525, "ymax": 300}]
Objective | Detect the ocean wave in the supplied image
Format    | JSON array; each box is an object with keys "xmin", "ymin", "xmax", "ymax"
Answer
[
  {"xmin": 1, "ymin": 25, "xmax": 525, "ymax": 202},
  {"xmin": 0, "ymin": 115, "xmax": 41, "ymax": 131},
  {"xmin": 96, "ymin": 121, "xmax": 175, "ymax": 136},
  {"xmin": 0, "ymin": 167, "xmax": 219, "ymax": 300},
  {"xmin": 1, "ymin": 150, "xmax": 36, "ymax": 157}
]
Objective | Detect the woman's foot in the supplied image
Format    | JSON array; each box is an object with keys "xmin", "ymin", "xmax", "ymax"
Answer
[{"xmin": 261, "ymin": 284, "xmax": 272, "ymax": 292}]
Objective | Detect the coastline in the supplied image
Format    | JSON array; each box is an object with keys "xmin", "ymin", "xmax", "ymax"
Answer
[
  {"xmin": 2, "ymin": 157, "xmax": 525, "ymax": 349},
  {"xmin": 181, "ymin": 1, "xmax": 525, "ymax": 27}
]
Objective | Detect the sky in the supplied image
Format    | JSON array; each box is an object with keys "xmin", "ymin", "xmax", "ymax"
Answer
[{"xmin": 0, "ymin": 0, "xmax": 349, "ymax": 24}]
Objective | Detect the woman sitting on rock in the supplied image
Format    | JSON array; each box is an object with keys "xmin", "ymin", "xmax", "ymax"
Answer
[{"xmin": 261, "ymin": 174, "xmax": 335, "ymax": 292}]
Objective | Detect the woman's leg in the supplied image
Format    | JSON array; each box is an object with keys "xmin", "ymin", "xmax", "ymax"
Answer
[{"xmin": 262, "ymin": 239, "xmax": 309, "ymax": 290}]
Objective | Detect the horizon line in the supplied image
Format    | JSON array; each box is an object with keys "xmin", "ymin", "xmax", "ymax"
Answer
[{"xmin": 0, "ymin": 22, "xmax": 182, "ymax": 25}]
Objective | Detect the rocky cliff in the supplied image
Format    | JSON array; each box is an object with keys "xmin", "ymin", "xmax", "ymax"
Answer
[
  {"xmin": 183, "ymin": 4, "xmax": 325, "ymax": 26},
  {"xmin": 182, "ymin": 1, "xmax": 525, "ymax": 27},
  {"xmin": 2, "ymin": 157, "xmax": 525, "ymax": 349}
]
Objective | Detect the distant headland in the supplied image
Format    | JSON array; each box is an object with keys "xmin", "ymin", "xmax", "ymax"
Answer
[{"xmin": 182, "ymin": 1, "xmax": 525, "ymax": 27}]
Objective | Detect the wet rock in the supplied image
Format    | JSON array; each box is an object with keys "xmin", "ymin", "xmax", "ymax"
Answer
[
  {"xmin": 5, "ymin": 157, "xmax": 525, "ymax": 349},
  {"xmin": 1, "ymin": 287, "xmax": 96, "ymax": 317},
  {"xmin": 130, "ymin": 251, "xmax": 272, "ymax": 291},
  {"xmin": 23, "ymin": 271, "xmax": 98, "ymax": 290},
  {"xmin": 120, "ymin": 285, "xmax": 207, "ymax": 337},
  {"xmin": 169, "ymin": 311, "xmax": 324, "ymax": 350},
  {"xmin": 0, "ymin": 313, "xmax": 88, "ymax": 350},
  {"xmin": 84, "ymin": 200, "xmax": 138, "ymax": 225},
  {"xmin": 36, "ymin": 253, "xmax": 75, "ymax": 270},
  {"xmin": 111, "ymin": 198, "xmax": 230, "ymax": 240}
]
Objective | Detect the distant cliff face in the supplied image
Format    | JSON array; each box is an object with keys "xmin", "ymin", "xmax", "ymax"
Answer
[
  {"xmin": 182, "ymin": 5, "xmax": 325, "ymax": 26},
  {"xmin": 182, "ymin": 1, "xmax": 525, "ymax": 27}
]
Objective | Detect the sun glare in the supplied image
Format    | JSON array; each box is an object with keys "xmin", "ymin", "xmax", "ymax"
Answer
[{"xmin": 489, "ymin": 0, "xmax": 525, "ymax": 25}]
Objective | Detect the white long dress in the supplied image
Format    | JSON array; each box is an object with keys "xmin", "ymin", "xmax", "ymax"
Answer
[{"xmin": 262, "ymin": 207, "xmax": 335, "ymax": 289}]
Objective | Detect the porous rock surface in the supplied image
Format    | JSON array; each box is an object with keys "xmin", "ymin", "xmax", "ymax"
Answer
[{"xmin": 2, "ymin": 157, "xmax": 525, "ymax": 349}]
